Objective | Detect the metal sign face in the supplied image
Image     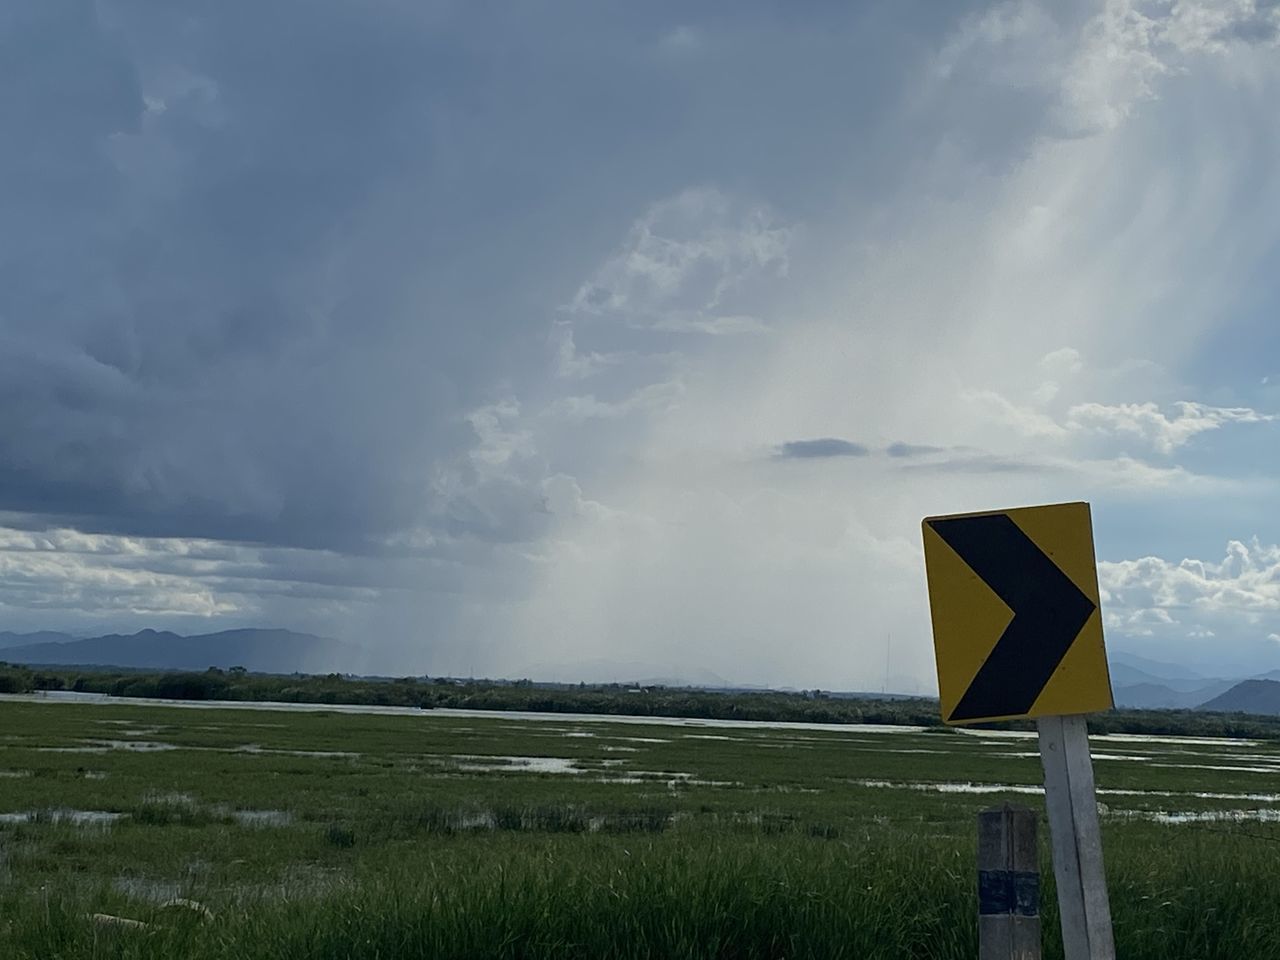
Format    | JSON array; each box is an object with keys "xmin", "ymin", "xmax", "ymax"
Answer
[{"xmin": 922, "ymin": 501, "xmax": 1112, "ymax": 725}]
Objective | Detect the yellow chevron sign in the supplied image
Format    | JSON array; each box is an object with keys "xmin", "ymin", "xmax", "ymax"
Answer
[{"xmin": 921, "ymin": 501, "xmax": 1113, "ymax": 725}]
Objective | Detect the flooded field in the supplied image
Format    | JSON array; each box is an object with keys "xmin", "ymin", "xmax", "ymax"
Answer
[{"xmin": 0, "ymin": 697, "xmax": 1277, "ymax": 958}]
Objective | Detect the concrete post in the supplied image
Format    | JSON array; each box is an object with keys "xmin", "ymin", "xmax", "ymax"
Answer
[{"xmin": 978, "ymin": 803, "xmax": 1041, "ymax": 960}]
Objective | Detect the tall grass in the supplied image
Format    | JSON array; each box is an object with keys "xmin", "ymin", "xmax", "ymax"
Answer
[
  {"xmin": 7, "ymin": 828, "xmax": 1280, "ymax": 960},
  {"xmin": 4, "ymin": 837, "xmax": 976, "ymax": 959},
  {"xmin": 2, "ymin": 699, "xmax": 1280, "ymax": 958}
]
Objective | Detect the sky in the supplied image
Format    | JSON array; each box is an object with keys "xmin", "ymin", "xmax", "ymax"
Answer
[{"xmin": 2, "ymin": 0, "xmax": 1279, "ymax": 687}]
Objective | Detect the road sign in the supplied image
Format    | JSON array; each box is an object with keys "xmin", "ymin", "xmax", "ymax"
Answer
[{"xmin": 921, "ymin": 501, "xmax": 1112, "ymax": 725}]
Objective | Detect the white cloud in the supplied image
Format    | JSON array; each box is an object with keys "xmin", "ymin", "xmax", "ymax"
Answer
[
  {"xmin": 1161, "ymin": 0, "xmax": 1280, "ymax": 53},
  {"xmin": 539, "ymin": 474, "xmax": 613, "ymax": 524},
  {"xmin": 963, "ymin": 389, "xmax": 1274, "ymax": 457},
  {"xmin": 1040, "ymin": 346, "xmax": 1085, "ymax": 377},
  {"xmin": 551, "ymin": 322, "xmax": 622, "ymax": 380},
  {"xmin": 1069, "ymin": 454, "xmax": 1233, "ymax": 492},
  {"xmin": 928, "ymin": 0, "xmax": 1273, "ymax": 137},
  {"xmin": 425, "ymin": 400, "xmax": 562, "ymax": 547},
  {"xmin": 1066, "ymin": 401, "xmax": 1274, "ymax": 454},
  {"xmin": 0, "ymin": 527, "xmax": 341, "ymax": 622},
  {"xmin": 544, "ymin": 380, "xmax": 684, "ymax": 423},
  {"xmin": 934, "ymin": 1, "xmax": 1066, "ymax": 84},
  {"xmin": 1053, "ymin": 0, "xmax": 1279, "ymax": 134},
  {"xmin": 649, "ymin": 312, "xmax": 772, "ymax": 336},
  {"xmin": 565, "ymin": 188, "xmax": 792, "ymax": 334},
  {"xmin": 962, "ymin": 388, "xmax": 1071, "ymax": 439},
  {"xmin": 1060, "ymin": 0, "xmax": 1172, "ymax": 133},
  {"xmin": 462, "ymin": 401, "xmax": 536, "ymax": 472},
  {"xmin": 1100, "ymin": 539, "xmax": 1280, "ymax": 645},
  {"xmin": 1031, "ymin": 348, "xmax": 1085, "ymax": 403}
]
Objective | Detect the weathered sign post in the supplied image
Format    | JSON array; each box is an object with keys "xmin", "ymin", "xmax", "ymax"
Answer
[
  {"xmin": 977, "ymin": 804, "xmax": 1040, "ymax": 960},
  {"xmin": 921, "ymin": 502, "xmax": 1115, "ymax": 960}
]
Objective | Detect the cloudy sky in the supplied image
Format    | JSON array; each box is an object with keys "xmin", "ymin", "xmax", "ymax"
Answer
[{"xmin": 3, "ymin": 0, "xmax": 1279, "ymax": 687}]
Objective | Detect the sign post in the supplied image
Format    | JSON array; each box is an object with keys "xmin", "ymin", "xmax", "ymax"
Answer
[
  {"xmin": 921, "ymin": 501, "xmax": 1115, "ymax": 960},
  {"xmin": 1037, "ymin": 715, "xmax": 1114, "ymax": 960},
  {"xmin": 977, "ymin": 803, "xmax": 1040, "ymax": 960}
]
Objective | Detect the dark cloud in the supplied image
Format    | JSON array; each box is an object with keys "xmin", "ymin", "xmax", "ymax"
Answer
[
  {"xmin": 1, "ymin": 1, "xmax": 972, "ymax": 558},
  {"xmin": 885, "ymin": 442, "xmax": 946, "ymax": 458},
  {"xmin": 0, "ymin": 0, "xmax": 1018, "ymax": 654},
  {"xmin": 0, "ymin": 1, "xmax": 540, "ymax": 553},
  {"xmin": 898, "ymin": 453, "xmax": 1057, "ymax": 475},
  {"xmin": 775, "ymin": 438, "xmax": 870, "ymax": 460},
  {"xmin": 1217, "ymin": 16, "xmax": 1279, "ymax": 44}
]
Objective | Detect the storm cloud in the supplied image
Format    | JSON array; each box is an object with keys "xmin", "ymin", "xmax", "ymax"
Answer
[
  {"xmin": 4, "ymin": 1, "xmax": 1280, "ymax": 684},
  {"xmin": 776, "ymin": 439, "xmax": 871, "ymax": 460}
]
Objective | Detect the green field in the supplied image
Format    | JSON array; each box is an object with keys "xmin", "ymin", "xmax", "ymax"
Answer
[{"xmin": 0, "ymin": 697, "xmax": 1277, "ymax": 959}]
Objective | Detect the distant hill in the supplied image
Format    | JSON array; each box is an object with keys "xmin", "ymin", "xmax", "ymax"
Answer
[
  {"xmin": 1108, "ymin": 651, "xmax": 1208, "ymax": 682},
  {"xmin": 0, "ymin": 628, "xmax": 355, "ymax": 674},
  {"xmin": 1113, "ymin": 680, "xmax": 1235, "ymax": 710},
  {"xmin": 1107, "ymin": 652, "xmax": 1243, "ymax": 710},
  {"xmin": 1198, "ymin": 679, "xmax": 1280, "ymax": 716},
  {"xmin": 0, "ymin": 631, "xmax": 76, "ymax": 650},
  {"xmin": 1108, "ymin": 663, "xmax": 1227, "ymax": 694}
]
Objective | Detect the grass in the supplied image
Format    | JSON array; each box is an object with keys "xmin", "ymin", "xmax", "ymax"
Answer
[{"xmin": 0, "ymin": 699, "xmax": 1278, "ymax": 957}]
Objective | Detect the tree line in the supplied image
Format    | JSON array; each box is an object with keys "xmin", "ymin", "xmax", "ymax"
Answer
[{"xmin": 1, "ymin": 662, "xmax": 1277, "ymax": 739}]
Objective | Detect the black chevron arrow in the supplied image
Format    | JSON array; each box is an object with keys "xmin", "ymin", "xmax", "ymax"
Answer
[{"xmin": 926, "ymin": 513, "xmax": 1097, "ymax": 722}]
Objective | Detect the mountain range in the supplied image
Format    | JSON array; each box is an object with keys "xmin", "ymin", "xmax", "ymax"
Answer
[
  {"xmin": 0, "ymin": 628, "xmax": 355, "ymax": 675},
  {"xmin": 1197, "ymin": 679, "xmax": 1280, "ymax": 714},
  {"xmin": 1109, "ymin": 651, "xmax": 1280, "ymax": 714}
]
